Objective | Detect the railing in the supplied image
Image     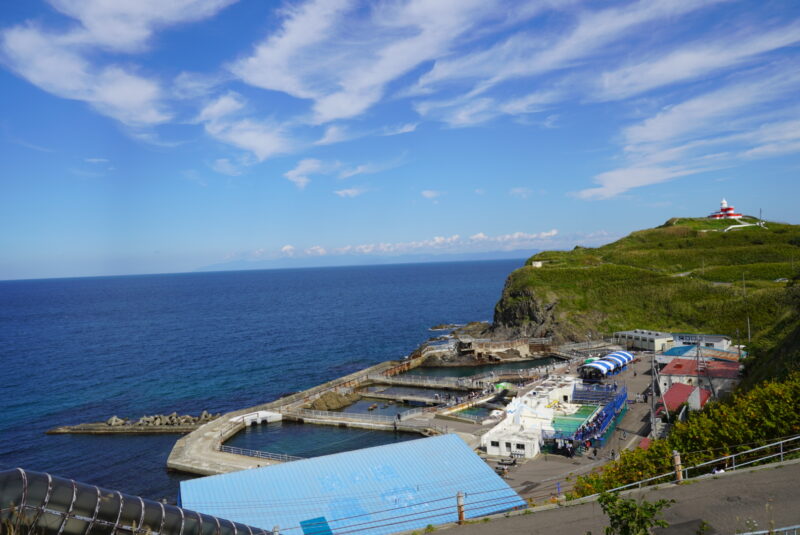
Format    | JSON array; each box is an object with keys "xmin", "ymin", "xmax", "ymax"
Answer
[
  {"xmin": 469, "ymin": 366, "xmax": 547, "ymax": 382},
  {"xmin": 584, "ymin": 434, "xmax": 800, "ymax": 498},
  {"xmin": 286, "ymin": 408, "xmax": 397, "ymax": 423},
  {"xmin": 219, "ymin": 445, "xmax": 304, "ymax": 462},
  {"xmin": 739, "ymin": 525, "xmax": 800, "ymax": 535},
  {"xmin": 368, "ymin": 373, "xmax": 470, "ymax": 389}
]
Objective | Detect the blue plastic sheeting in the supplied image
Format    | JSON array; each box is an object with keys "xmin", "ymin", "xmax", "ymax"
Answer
[{"xmin": 179, "ymin": 434, "xmax": 525, "ymax": 535}]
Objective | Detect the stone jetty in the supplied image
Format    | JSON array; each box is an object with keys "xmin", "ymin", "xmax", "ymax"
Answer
[{"xmin": 46, "ymin": 410, "xmax": 221, "ymax": 435}]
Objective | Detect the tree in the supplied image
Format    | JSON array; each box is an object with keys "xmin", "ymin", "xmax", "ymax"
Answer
[{"xmin": 598, "ymin": 492, "xmax": 674, "ymax": 535}]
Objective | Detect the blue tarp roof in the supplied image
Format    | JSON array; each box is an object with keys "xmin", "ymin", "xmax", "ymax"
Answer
[{"xmin": 179, "ymin": 434, "xmax": 525, "ymax": 535}]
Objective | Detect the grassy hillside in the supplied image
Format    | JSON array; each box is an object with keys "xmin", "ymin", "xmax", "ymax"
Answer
[{"xmin": 493, "ymin": 217, "xmax": 800, "ymax": 378}]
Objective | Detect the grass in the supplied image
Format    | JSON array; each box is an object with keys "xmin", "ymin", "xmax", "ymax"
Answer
[{"xmin": 494, "ymin": 217, "xmax": 800, "ymax": 373}]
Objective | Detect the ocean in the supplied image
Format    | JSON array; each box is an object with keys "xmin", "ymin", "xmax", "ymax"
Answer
[{"xmin": 0, "ymin": 259, "xmax": 523, "ymax": 501}]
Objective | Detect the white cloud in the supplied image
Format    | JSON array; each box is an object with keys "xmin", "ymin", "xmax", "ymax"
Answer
[
  {"xmin": 470, "ymin": 232, "xmax": 488, "ymax": 241},
  {"xmin": 576, "ymin": 66, "xmax": 800, "ymax": 200},
  {"xmin": 1, "ymin": 1, "xmax": 235, "ymax": 126},
  {"xmin": 421, "ymin": 190, "xmax": 442, "ymax": 199},
  {"xmin": 231, "ymin": 0, "xmax": 508, "ymax": 123},
  {"xmin": 198, "ymin": 93, "xmax": 291, "ymax": 161},
  {"xmin": 84, "ymin": 157, "xmax": 108, "ymax": 163},
  {"xmin": 283, "ymin": 158, "xmax": 326, "ymax": 189},
  {"xmin": 413, "ymin": 0, "xmax": 721, "ymax": 97},
  {"xmin": 197, "ymin": 92, "xmax": 245, "ymax": 122},
  {"xmin": 315, "ymin": 124, "xmax": 352, "ymax": 145},
  {"xmin": 280, "ymin": 244, "xmax": 296, "ymax": 256},
  {"xmin": 596, "ymin": 23, "xmax": 800, "ymax": 101},
  {"xmin": 334, "ymin": 187, "xmax": 367, "ymax": 198},
  {"xmin": 305, "ymin": 245, "xmax": 327, "ymax": 256},
  {"xmin": 211, "ymin": 158, "xmax": 242, "ymax": 176},
  {"xmin": 509, "ymin": 187, "xmax": 532, "ymax": 198},
  {"xmin": 1, "ymin": 25, "xmax": 169, "ymax": 126},
  {"xmin": 381, "ymin": 123, "xmax": 418, "ymax": 136},
  {"xmin": 47, "ymin": 0, "xmax": 238, "ymax": 52}
]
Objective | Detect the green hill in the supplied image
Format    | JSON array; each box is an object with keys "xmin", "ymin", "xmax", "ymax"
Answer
[{"xmin": 491, "ymin": 217, "xmax": 800, "ymax": 380}]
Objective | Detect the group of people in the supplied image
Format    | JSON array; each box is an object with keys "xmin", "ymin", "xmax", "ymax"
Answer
[{"xmin": 573, "ymin": 409, "xmax": 609, "ymax": 443}]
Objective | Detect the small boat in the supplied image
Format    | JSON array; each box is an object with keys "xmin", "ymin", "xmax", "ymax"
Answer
[{"xmin": 368, "ymin": 403, "xmax": 378, "ymax": 411}]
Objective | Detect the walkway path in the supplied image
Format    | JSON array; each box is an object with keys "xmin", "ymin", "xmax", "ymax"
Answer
[{"xmin": 432, "ymin": 459, "xmax": 800, "ymax": 535}]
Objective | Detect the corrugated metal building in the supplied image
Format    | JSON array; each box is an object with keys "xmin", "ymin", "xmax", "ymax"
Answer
[{"xmin": 179, "ymin": 434, "xmax": 525, "ymax": 535}]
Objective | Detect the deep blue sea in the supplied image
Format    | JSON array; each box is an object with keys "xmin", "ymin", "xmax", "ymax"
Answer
[{"xmin": 0, "ymin": 259, "xmax": 522, "ymax": 501}]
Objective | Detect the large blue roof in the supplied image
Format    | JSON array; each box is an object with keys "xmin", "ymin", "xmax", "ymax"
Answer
[{"xmin": 179, "ymin": 434, "xmax": 525, "ymax": 535}]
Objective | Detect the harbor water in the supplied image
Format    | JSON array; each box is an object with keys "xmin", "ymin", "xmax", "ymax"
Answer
[{"xmin": 0, "ymin": 259, "xmax": 524, "ymax": 500}]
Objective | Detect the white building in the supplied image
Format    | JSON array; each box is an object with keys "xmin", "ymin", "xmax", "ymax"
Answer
[
  {"xmin": 614, "ymin": 329, "xmax": 674, "ymax": 352},
  {"xmin": 672, "ymin": 333, "xmax": 732, "ymax": 351},
  {"xmin": 480, "ymin": 376, "xmax": 579, "ymax": 459}
]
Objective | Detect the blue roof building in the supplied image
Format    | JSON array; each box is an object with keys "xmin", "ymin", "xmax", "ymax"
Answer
[{"xmin": 179, "ymin": 434, "xmax": 525, "ymax": 535}]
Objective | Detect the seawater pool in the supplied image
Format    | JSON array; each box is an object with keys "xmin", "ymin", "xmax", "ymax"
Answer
[
  {"xmin": 224, "ymin": 420, "xmax": 421, "ymax": 458},
  {"xmin": 402, "ymin": 356, "xmax": 556, "ymax": 378}
]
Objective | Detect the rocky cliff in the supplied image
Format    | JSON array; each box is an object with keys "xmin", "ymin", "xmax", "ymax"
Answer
[{"xmin": 489, "ymin": 217, "xmax": 800, "ymax": 345}]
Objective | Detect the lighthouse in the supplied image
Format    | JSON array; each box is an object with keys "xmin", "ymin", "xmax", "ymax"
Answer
[{"xmin": 708, "ymin": 198, "xmax": 743, "ymax": 219}]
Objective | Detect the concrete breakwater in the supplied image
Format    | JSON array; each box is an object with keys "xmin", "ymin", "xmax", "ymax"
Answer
[
  {"xmin": 167, "ymin": 358, "xmax": 432, "ymax": 476},
  {"xmin": 47, "ymin": 410, "xmax": 221, "ymax": 435}
]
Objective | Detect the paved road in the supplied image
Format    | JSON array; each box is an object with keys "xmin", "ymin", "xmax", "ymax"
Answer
[{"xmin": 440, "ymin": 460, "xmax": 800, "ymax": 535}]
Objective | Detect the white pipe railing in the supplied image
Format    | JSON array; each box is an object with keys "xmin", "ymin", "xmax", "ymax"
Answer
[
  {"xmin": 219, "ymin": 445, "xmax": 304, "ymax": 462},
  {"xmin": 584, "ymin": 434, "xmax": 800, "ymax": 498}
]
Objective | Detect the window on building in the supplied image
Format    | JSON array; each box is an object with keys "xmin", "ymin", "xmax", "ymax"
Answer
[
  {"xmin": 705, "ymin": 343, "xmax": 714, "ymax": 347},
  {"xmin": 490, "ymin": 441, "xmax": 499, "ymax": 447},
  {"xmin": 505, "ymin": 442, "xmax": 511, "ymax": 450},
  {"xmin": 516, "ymin": 443, "xmax": 525, "ymax": 450}
]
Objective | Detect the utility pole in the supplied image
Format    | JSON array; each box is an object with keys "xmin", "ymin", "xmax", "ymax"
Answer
[{"xmin": 650, "ymin": 352, "xmax": 656, "ymax": 438}]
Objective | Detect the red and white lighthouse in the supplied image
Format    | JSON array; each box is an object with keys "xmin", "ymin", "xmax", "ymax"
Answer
[{"xmin": 708, "ymin": 198, "xmax": 742, "ymax": 219}]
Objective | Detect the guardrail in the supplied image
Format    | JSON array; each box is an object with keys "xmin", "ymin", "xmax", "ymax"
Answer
[
  {"xmin": 286, "ymin": 408, "xmax": 397, "ymax": 423},
  {"xmin": 219, "ymin": 445, "xmax": 304, "ymax": 462},
  {"xmin": 584, "ymin": 434, "xmax": 800, "ymax": 498},
  {"xmin": 368, "ymin": 373, "xmax": 474, "ymax": 389},
  {"xmin": 739, "ymin": 525, "xmax": 800, "ymax": 535}
]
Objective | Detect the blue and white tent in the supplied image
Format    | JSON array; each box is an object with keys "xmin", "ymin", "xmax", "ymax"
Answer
[{"xmin": 581, "ymin": 351, "xmax": 634, "ymax": 375}]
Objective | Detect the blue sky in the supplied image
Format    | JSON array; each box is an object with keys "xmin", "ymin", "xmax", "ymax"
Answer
[{"xmin": 1, "ymin": 0, "xmax": 799, "ymax": 280}]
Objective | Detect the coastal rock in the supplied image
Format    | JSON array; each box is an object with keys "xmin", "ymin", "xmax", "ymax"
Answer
[
  {"xmin": 491, "ymin": 284, "xmax": 564, "ymax": 340},
  {"xmin": 106, "ymin": 416, "xmax": 125, "ymax": 427},
  {"xmin": 308, "ymin": 391, "xmax": 360, "ymax": 411}
]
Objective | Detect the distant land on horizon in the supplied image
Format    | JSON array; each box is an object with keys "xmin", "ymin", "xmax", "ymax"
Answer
[
  {"xmin": 196, "ymin": 249, "xmax": 539, "ymax": 273},
  {"xmin": 0, "ymin": 249, "xmax": 538, "ymax": 282}
]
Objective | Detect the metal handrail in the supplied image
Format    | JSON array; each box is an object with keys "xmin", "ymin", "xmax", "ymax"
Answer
[
  {"xmin": 288, "ymin": 408, "xmax": 397, "ymax": 423},
  {"xmin": 738, "ymin": 524, "xmax": 800, "ymax": 535},
  {"xmin": 585, "ymin": 434, "xmax": 800, "ymax": 498},
  {"xmin": 219, "ymin": 445, "xmax": 304, "ymax": 462}
]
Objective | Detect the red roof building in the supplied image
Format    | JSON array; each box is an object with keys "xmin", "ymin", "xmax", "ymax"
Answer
[
  {"xmin": 656, "ymin": 383, "xmax": 712, "ymax": 416},
  {"xmin": 708, "ymin": 198, "xmax": 743, "ymax": 219},
  {"xmin": 659, "ymin": 358, "xmax": 741, "ymax": 394}
]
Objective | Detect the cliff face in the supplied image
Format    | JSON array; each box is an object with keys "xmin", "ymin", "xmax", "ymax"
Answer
[{"xmin": 491, "ymin": 283, "xmax": 560, "ymax": 339}]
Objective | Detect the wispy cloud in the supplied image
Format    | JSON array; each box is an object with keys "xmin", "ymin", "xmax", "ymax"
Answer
[
  {"xmin": 1, "ymin": 1, "xmax": 235, "ymax": 127},
  {"xmin": 421, "ymin": 190, "xmax": 442, "ymax": 199},
  {"xmin": 334, "ymin": 187, "xmax": 367, "ymax": 198},
  {"xmin": 284, "ymin": 158, "xmax": 325, "ymax": 189},
  {"xmin": 231, "ymin": 0, "xmax": 513, "ymax": 124},
  {"xmin": 211, "ymin": 158, "xmax": 242, "ymax": 176},
  {"xmin": 595, "ymin": 23, "xmax": 800, "ymax": 101},
  {"xmin": 84, "ymin": 157, "xmax": 109, "ymax": 164},
  {"xmin": 576, "ymin": 66, "xmax": 800, "ymax": 199},
  {"xmin": 509, "ymin": 187, "xmax": 532, "ymax": 198},
  {"xmin": 198, "ymin": 93, "xmax": 291, "ymax": 161}
]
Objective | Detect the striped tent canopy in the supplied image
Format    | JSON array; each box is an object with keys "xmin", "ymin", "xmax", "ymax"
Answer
[
  {"xmin": 583, "ymin": 360, "xmax": 614, "ymax": 374},
  {"xmin": 581, "ymin": 351, "xmax": 635, "ymax": 375}
]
